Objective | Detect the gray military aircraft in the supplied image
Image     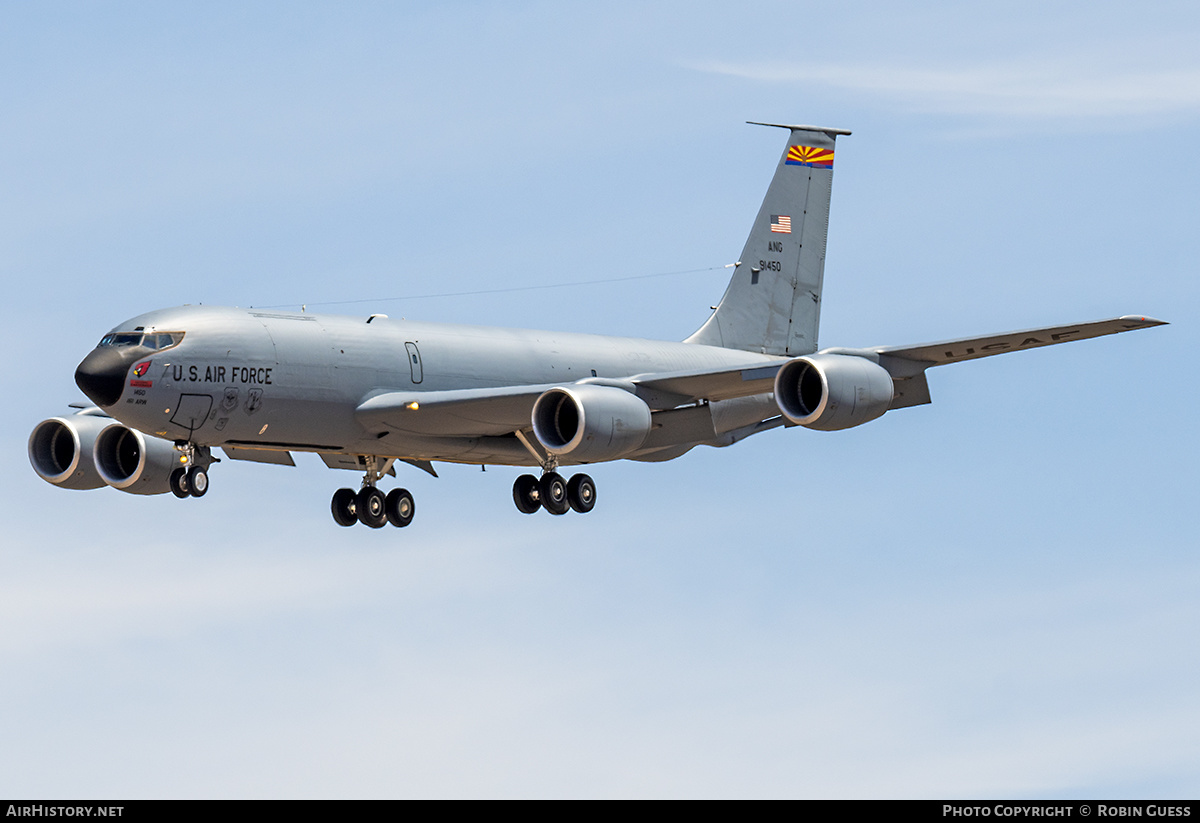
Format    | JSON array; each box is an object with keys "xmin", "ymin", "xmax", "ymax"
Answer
[{"xmin": 29, "ymin": 123, "xmax": 1165, "ymax": 529}]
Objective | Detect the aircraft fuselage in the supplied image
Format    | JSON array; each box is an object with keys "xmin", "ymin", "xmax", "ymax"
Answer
[{"xmin": 75, "ymin": 304, "xmax": 780, "ymax": 466}]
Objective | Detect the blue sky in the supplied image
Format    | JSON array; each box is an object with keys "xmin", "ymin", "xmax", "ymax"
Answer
[{"xmin": 3, "ymin": 1, "xmax": 1197, "ymax": 798}]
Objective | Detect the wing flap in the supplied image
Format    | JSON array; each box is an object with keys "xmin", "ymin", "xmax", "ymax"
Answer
[
  {"xmin": 889, "ymin": 373, "xmax": 932, "ymax": 409},
  {"xmin": 222, "ymin": 446, "xmax": 296, "ymax": 466},
  {"xmin": 630, "ymin": 363, "xmax": 781, "ymax": 403}
]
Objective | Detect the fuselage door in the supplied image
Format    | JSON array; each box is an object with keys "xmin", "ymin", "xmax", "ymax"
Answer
[
  {"xmin": 405, "ymin": 342, "xmax": 423, "ymax": 384},
  {"xmin": 171, "ymin": 393, "xmax": 213, "ymax": 433}
]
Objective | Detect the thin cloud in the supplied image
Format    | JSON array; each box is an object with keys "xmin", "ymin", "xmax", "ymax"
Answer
[{"xmin": 692, "ymin": 59, "xmax": 1200, "ymax": 119}]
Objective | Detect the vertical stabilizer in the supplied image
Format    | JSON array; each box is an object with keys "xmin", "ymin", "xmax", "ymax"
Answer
[{"xmin": 686, "ymin": 123, "xmax": 849, "ymax": 356}]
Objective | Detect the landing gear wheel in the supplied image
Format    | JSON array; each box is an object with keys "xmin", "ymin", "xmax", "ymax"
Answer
[
  {"xmin": 331, "ymin": 488, "xmax": 357, "ymax": 527},
  {"xmin": 169, "ymin": 468, "xmax": 190, "ymax": 499},
  {"xmin": 539, "ymin": 472, "xmax": 570, "ymax": 515},
  {"xmin": 356, "ymin": 487, "xmax": 387, "ymax": 528},
  {"xmin": 186, "ymin": 467, "xmax": 208, "ymax": 498},
  {"xmin": 513, "ymin": 474, "xmax": 541, "ymax": 514},
  {"xmin": 386, "ymin": 488, "xmax": 415, "ymax": 528},
  {"xmin": 567, "ymin": 474, "xmax": 596, "ymax": 513}
]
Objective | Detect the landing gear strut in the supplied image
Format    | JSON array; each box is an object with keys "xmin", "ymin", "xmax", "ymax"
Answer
[{"xmin": 330, "ymin": 455, "xmax": 416, "ymax": 530}]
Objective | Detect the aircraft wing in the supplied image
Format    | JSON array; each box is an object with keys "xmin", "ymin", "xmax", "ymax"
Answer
[
  {"xmin": 858, "ymin": 315, "xmax": 1167, "ymax": 410},
  {"xmin": 636, "ymin": 315, "xmax": 1169, "ymax": 410},
  {"xmin": 355, "ymin": 362, "xmax": 784, "ymax": 438},
  {"xmin": 355, "ymin": 316, "xmax": 1166, "ymax": 435},
  {"xmin": 871, "ymin": 315, "xmax": 1166, "ymax": 367}
]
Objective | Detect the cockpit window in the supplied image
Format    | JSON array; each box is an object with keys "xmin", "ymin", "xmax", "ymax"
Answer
[
  {"xmin": 97, "ymin": 331, "xmax": 184, "ymax": 350},
  {"xmin": 98, "ymin": 332, "xmax": 141, "ymax": 348},
  {"xmin": 143, "ymin": 332, "xmax": 184, "ymax": 350}
]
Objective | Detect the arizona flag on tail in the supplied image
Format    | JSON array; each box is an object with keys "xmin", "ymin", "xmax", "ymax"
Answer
[{"xmin": 786, "ymin": 145, "xmax": 834, "ymax": 168}]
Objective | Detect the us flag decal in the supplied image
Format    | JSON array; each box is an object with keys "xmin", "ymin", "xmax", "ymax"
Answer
[{"xmin": 770, "ymin": 215, "xmax": 792, "ymax": 234}]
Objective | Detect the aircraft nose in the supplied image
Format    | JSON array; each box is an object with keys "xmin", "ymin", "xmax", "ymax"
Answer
[{"xmin": 75, "ymin": 347, "xmax": 135, "ymax": 407}]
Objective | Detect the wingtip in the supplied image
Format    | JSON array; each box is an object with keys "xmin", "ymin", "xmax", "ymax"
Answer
[{"xmin": 1119, "ymin": 315, "xmax": 1169, "ymax": 327}]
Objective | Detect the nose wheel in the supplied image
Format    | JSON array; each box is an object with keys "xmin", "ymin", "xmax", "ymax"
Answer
[
  {"xmin": 512, "ymin": 472, "xmax": 596, "ymax": 515},
  {"xmin": 169, "ymin": 468, "xmax": 190, "ymax": 498}
]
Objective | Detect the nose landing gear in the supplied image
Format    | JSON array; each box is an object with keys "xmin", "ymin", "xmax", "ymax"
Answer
[{"xmin": 169, "ymin": 443, "xmax": 214, "ymax": 499}]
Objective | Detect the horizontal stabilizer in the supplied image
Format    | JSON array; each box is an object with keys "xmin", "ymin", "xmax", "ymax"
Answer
[{"xmin": 747, "ymin": 121, "xmax": 852, "ymax": 137}]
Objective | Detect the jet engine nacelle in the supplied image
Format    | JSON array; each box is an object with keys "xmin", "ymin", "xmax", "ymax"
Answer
[
  {"xmin": 774, "ymin": 354, "xmax": 894, "ymax": 431},
  {"xmin": 93, "ymin": 423, "xmax": 181, "ymax": 495},
  {"xmin": 28, "ymin": 414, "xmax": 111, "ymax": 490},
  {"xmin": 531, "ymin": 384, "xmax": 652, "ymax": 462}
]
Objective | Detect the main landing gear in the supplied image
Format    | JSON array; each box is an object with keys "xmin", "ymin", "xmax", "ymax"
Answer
[
  {"xmin": 331, "ymin": 456, "xmax": 415, "ymax": 529},
  {"xmin": 331, "ymin": 486, "xmax": 415, "ymax": 529},
  {"xmin": 512, "ymin": 471, "xmax": 596, "ymax": 516},
  {"xmin": 169, "ymin": 443, "xmax": 214, "ymax": 499}
]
